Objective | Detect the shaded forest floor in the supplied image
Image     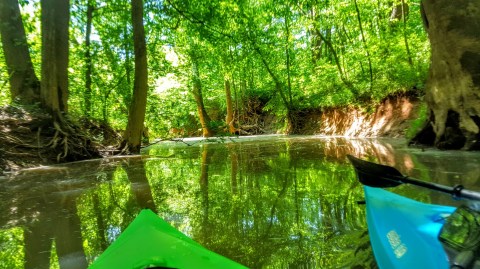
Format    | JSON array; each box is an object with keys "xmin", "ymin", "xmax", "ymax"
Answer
[{"xmin": 0, "ymin": 92, "xmax": 421, "ymax": 176}]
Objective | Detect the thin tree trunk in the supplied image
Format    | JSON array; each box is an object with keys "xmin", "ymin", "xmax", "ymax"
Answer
[
  {"xmin": 354, "ymin": 0, "xmax": 374, "ymax": 92},
  {"xmin": 84, "ymin": 0, "xmax": 95, "ymax": 117},
  {"xmin": 285, "ymin": 15, "xmax": 293, "ymax": 106},
  {"xmin": 309, "ymin": 9, "xmax": 323, "ymax": 66},
  {"xmin": 253, "ymin": 45, "xmax": 297, "ymax": 133},
  {"xmin": 314, "ymin": 28, "xmax": 354, "ymax": 91},
  {"xmin": 229, "ymin": 48, "xmax": 241, "ymax": 127},
  {"xmin": 225, "ymin": 77, "xmax": 236, "ymax": 134},
  {"xmin": 123, "ymin": 0, "xmax": 149, "ymax": 153},
  {"xmin": 305, "ymin": 6, "xmax": 354, "ymax": 91},
  {"xmin": 100, "ymin": 39, "xmax": 120, "ymax": 125},
  {"xmin": 401, "ymin": 0, "xmax": 413, "ymax": 67},
  {"xmin": 253, "ymin": 46, "xmax": 289, "ymax": 109},
  {"xmin": 191, "ymin": 59, "xmax": 214, "ymax": 137},
  {"xmin": 0, "ymin": 0, "xmax": 40, "ymax": 102}
]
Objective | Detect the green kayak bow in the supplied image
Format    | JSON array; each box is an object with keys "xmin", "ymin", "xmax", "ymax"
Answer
[{"xmin": 89, "ymin": 209, "xmax": 247, "ymax": 269}]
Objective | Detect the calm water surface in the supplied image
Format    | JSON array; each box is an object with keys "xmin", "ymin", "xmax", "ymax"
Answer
[{"xmin": 1, "ymin": 135, "xmax": 480, "ymax": 268}]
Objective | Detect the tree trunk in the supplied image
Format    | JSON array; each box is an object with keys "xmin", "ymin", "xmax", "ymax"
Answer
[
  {"xmin": 312, "ymin": 26, "xmax": 354, "ymax": 91},
  {"xmin": 354, "ymin": 0, "xmax": 373, "ymax": 92},
  {"xmin": 0, "ymin": 0, "xmax": 40, "ymax": 102},
  {"xmin": 390, "ymin": 0, "xmax": 409, "ymax": 22},
  {"xmin": 400, "ymin": 0, "xmax": 413, "ymax": 67},
  {"xmin": 224, "ymin": 77, "xmax": 236, "ymax": 134},
  {"xmin": 123, "ymin": 0, "xmax": 149, "ymax": 153},
  {"xmin": 253, "ymin": 45, "xmax": 297, "ymax": 133},
  {"xmin": 191, "ymin": 59, "xmax": 214, "ymax": 137},
  {"xmin": 284, "ymin": 15, "xmax": 293, "ymax": 108},
  {"xmin": 84, "ymin": 0, "xmax": 94, "ymax": 117},
  {"xmin": 309, "ymin": 8, "xmax": 323, "ymax": 66},
  {"xmin": 41, "ymin": 0, "xmax": 70, "ymax": 114},
  {"xmin": 412, "ymin": 0, "xmax": 480, "ymax": 150}
]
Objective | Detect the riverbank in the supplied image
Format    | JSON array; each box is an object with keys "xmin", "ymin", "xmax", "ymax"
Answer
[
  {"xmin": 298, "ymin": 91, "xmax": 421, "ymax": 138},
  {"xmin": 0, "ymin": 92, "xmax": 421, "ymax": 175}
]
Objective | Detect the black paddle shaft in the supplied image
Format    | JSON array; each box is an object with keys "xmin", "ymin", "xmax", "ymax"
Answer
[{"xmin": 347, "ymin": 155, "xmax": 480, "ymax": 202}]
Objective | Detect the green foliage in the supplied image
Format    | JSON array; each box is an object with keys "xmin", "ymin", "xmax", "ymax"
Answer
[
  {"xmin": 406, "ymin": 102, "xmax": 428, "ymax": 140},
  {"xmin": 0, "ymin": 0, "xmax": 429, "ymax": 137},
  {"xmin": 146, "ymin": 85, "xmax": 199, "ymax": 138},
  {"xmin": 0, "ymin": 228, "xmax": 24, "ymax": 269},
  {"xmin": 0, "ymin": 49, "xmax": 10, "ymax": 106}
]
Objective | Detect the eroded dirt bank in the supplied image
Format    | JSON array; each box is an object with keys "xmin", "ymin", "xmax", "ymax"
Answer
[{"xmin": 298, "ymin": 92, "xmax": 420, "ymax": 137}]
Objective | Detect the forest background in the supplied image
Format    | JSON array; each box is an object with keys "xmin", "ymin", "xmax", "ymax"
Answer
[{"xmin": 0, "ymin": 0, "xmax": 429, "ymax": 165}]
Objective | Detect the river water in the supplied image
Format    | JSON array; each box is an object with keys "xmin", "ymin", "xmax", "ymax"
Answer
[{"xmin": 1, "ymin": 135, "xmax": 480, "ymax": 268}]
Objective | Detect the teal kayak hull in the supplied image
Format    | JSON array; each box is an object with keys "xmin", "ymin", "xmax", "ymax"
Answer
[
  {"xmin": 89, "ymin": 209, "xmax": 247, "ymax": 269},
  {"xmin": 364, "ymin": 186, "xmax": 456, "ymax": 269}
]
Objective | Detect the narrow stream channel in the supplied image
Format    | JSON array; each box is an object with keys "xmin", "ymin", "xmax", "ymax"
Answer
[{"xmin": 1, "ymin": 135, "xmax": 480, "ymax": 268}]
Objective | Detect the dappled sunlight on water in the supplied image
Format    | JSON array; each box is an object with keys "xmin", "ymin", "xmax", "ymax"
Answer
[{"xmin": 1, "ymin": 136, "xmax": 480, "ymax": 268}]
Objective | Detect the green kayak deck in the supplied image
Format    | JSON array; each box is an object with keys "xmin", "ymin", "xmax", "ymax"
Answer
[{"xmin": 89, "ymin": 209, "xmax": 247, "ymax": 269}]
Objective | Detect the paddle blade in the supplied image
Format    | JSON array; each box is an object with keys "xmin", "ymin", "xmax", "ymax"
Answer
[{"xmin": 347, "ymin": 155, "xmax": 404, "ymax": 188}]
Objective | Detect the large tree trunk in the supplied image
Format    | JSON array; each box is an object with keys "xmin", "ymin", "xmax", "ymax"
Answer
[
  {"xmin": 123, "ymin": 0, "xmax": 149, "ymax": 153},
  {"xmin": 0, "ymin": 0, "xmax": 40, "ymax": 102},
  {"xmin": 41, "ymin": 0, "xmax": 70, "ymax": 114},
  {"xmin": 412, "ymin": 0, "xmax": 480, "ymax": 150}
]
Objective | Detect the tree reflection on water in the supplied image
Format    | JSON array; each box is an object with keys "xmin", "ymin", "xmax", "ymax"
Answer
[{"xmin": 5, "ymin": 136, "xmax": 479, "ymax": 268}]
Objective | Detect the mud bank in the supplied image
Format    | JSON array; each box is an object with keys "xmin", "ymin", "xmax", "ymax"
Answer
[{"xmin": 298, "ymin": 93, "xmax": 420, "ymax": 137}]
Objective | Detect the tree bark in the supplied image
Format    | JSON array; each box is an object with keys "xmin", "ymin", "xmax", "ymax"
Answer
[
  {"xmin": 354, "ymin": 0, "xmax": 373, "ymax": 92},
  {"xmin": 413, "ymin": 0, "xmax": 480, "ymax": 150},
  {"xmin": 309, "ymin": 9, "xmax": 324, "ymax": 66},
  {"xmin": 224, "ymin": 77, "xmax": 236, "ymax": 134},
  {"xmin": 84, "ymin": 0, "xmax": 95, "ymax": 117},
  {"xmin": 400, "ymin": 0, "xmax": 413, "ymax": 67},
  {"xmin": 191, "ymin": 58, "xmax": 214, "ymax": 137},
  {"xmin": 284, "ymin": 15, "xmax": 293, "ymax": 108},
  {"xmin": 0, "ymin": 0, "xmax": 40, "ymax": 102},
  {"xmin": 123, "ymin": 0, "xmax": 149, "ymax": 153},
  {"xmin": 253, "ymin": 44, "xmax": 298, "ymax": 133},
  {"xmin": 41, "ymin": 0, "xmax": 70, "ymax": 114},
  {"xmin": 390, "ymin": 0, "xmax": 409, "ymax": 21}
]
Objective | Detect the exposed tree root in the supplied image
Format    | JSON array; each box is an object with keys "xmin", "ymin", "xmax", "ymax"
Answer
[
  {"xmin": 42, "ymin": 119, "xmax": 99, "ymax": 161},
  {"xmin": 409, "ymin": 110, "xmax": 480, "ymax": 150},
  {"xmin": 0, "ymin": 105, "xmax": 121, "ymax": 174}
]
